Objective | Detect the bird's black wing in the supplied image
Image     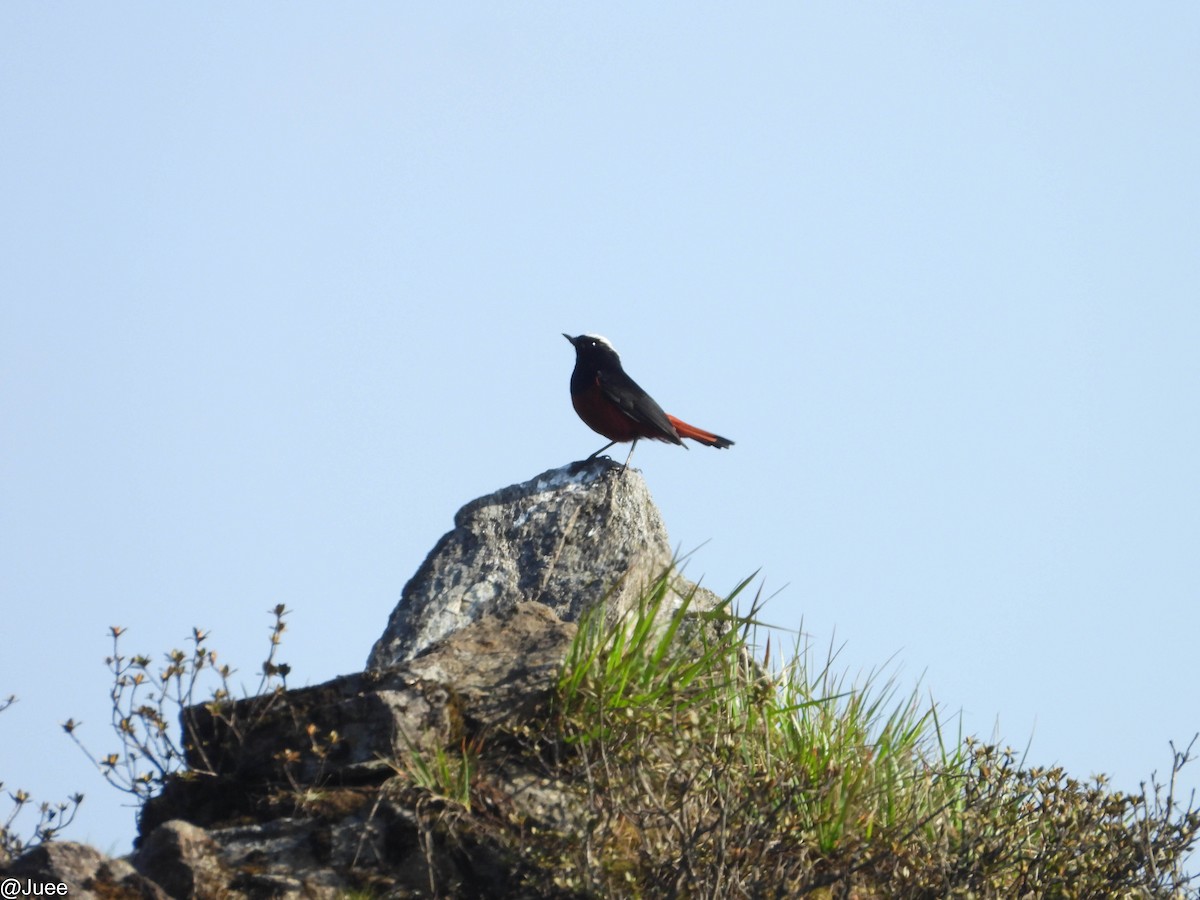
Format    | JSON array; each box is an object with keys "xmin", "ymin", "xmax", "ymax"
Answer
[{"xmin": 596, "ymin": 367, "xmax": 683, "ymax": 445}]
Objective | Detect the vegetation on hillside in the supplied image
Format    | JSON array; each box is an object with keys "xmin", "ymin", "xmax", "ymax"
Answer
[
  {"xmin": 7, "ymin": 580, "xmax": 1198, "ymax": 897},
  {"xmin": 512, "ymin": 573, "xmax": 1200, "ymax": 896}
]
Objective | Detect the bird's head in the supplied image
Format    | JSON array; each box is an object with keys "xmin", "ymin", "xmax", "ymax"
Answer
[{"xmin": 563, "ymin": 333, "xmax": 619, "ymax": 361}]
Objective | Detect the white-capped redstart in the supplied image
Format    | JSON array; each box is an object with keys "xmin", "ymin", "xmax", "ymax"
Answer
[{"xmin": 564, "ymin": 333, "xmax": 734, "ymax": 459}]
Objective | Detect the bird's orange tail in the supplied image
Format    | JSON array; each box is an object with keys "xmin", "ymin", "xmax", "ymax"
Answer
[{"xmin": 666, "ymin": 415, "xmax": 735, "ymax": 449}]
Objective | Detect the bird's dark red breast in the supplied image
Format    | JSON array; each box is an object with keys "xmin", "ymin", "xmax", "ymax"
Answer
[
  {"xmin": 571, "ymin": 372, "xmax": 681, "ymax": 444},
  {"xmin": 563, "ymin": 333, "xmax": 734, "ymax": 449}
]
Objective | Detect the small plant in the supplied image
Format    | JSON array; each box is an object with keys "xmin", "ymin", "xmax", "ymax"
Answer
[
  {"xmin": 915, "ymin": 735, "xmax": 1200, "ymax": 897},
  {"xmin": 394, "ymin": 736, "xmax": 481, "ymax": 812},
  {"xmin": 274, "ymin": 721, "xmax": 344, "ymax": 805},
  {"xmin": 64, "ymin": 604, "xmax": 292, "ymax": 809},
  {"xmin": 1, "ymin": 695, "xmax": 84, "ymax": 858}
]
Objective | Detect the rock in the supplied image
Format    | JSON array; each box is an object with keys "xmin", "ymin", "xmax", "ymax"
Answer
[
  {"xmin": 131, "ymin": 821, "xmax": 226, "ymax": 899},
  {"xmin": 2, "ymin": 843, "xmax": 104, "ymax": 897},
  {"xmin": 2, "ymin": 841, "xmax": 168, "ymax": 899},
  {"xmin": 134, "ymin": 798, "xmax": 528, "ymax": 899},
  {"xmin": 367, "ymin": 458, "xmax": 707, "ymax": 669},
  {"xmin": 403, "ymin": 600, "xmax": 577, "ymax": 728},
  {"xmin": 138, "ymin": 601, "xmax": 578, "ymax": 838},
  {"xmin": 132, "ymin": 815, "xmax": 402, "ymax": 900}
]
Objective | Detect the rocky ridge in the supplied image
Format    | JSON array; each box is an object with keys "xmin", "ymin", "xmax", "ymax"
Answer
[{"xmin": 2, "ymin": 458, "xmax": 716, "ymax": 898}]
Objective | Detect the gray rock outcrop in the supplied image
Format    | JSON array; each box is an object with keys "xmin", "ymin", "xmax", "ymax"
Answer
[
  {"xmin": 367, "ymin": 457, "xmax": 703, "ymax": 669},
  {"xmin": 0, "ymin": 840, "xmax": 167, "ymax": 899}
]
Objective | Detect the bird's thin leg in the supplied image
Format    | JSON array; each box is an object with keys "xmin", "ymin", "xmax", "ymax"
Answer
[
  {"xmin": 587, "ymin": 440, "xmax": 618, "ymax": 460},
  {"xmin": 622, "ymin": 439, "xmax": 638, "ymax": 470}
]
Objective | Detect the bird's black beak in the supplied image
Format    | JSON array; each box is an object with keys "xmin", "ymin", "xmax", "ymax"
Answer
[{"xmin": 563, "ymin": 333, "xmax": 577, "ymax": 347}]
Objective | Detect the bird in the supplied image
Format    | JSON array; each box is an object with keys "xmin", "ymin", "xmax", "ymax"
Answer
[{"xmin": 563, "ymin": 333, "xmax": 734, "ymax": 462}]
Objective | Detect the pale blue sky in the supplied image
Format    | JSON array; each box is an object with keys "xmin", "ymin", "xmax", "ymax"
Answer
[{"xmin": 2, "ymin": 5, "xmax": 1197, "ymax": 856}]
